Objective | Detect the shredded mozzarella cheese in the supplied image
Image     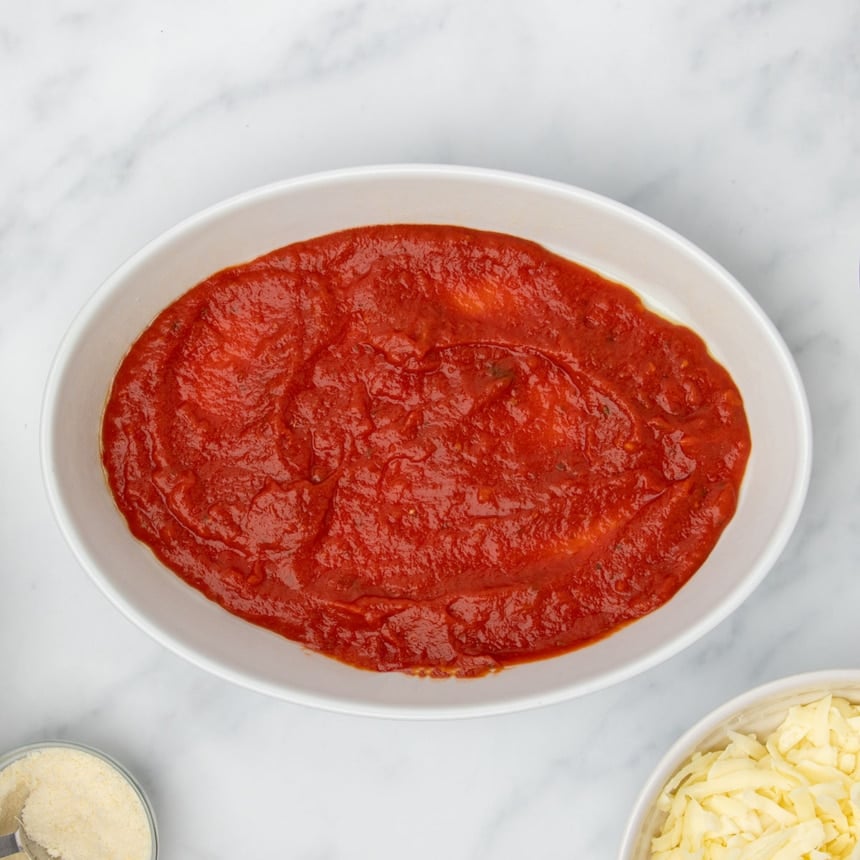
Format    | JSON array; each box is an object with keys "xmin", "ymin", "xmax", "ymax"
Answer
[{"xmin": 651, "ymin": 695, "xmax": 860, "ymax": 860}]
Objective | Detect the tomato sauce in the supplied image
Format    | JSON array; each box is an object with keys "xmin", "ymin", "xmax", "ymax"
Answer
[{"xmin": 102, "ymin": 225, "xmax": 751, "ymax": 676}]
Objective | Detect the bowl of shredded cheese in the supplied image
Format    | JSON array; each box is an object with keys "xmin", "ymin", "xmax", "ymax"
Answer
[
  {"xmin": 619, "ymin": 670, "xmax": 860, "ymax": 860},
  {"xmin": 0, "ymin": 741, "xmax": 157, "ymax": 860}
]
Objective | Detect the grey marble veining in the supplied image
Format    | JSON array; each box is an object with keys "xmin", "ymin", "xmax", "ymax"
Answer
[{"xmin": 2, "ymin": 1, "xmax": 859, "ymax": 857}]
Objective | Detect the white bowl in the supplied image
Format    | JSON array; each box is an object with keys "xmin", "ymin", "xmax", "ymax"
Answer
[
  {"xmin": 618, "ymin": 670, "xmax": 860, "ymax": 859},
  {"xmin": 41, "ymin": 164, "xmax": 811, "ymax": 718}
]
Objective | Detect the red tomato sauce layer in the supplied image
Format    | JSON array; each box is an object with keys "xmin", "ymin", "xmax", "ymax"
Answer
[{"xmin": 102, "ymin": 225, "xmax": 751, "ymax": 677}]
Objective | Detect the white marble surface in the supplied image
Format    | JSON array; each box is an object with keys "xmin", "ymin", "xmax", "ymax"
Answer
[{"xmin": 2, "ymin": 1, "xmax": 859, "ymax": 857}]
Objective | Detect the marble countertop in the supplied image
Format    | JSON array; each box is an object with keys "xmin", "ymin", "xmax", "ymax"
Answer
[{"xmin": 3, "ymin": 1, "xmax": 859, "ymax": 857}]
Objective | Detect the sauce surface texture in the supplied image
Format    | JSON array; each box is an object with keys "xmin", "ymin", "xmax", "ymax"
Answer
[{"xmin": 102, "ymin": 225, "xmax": 751, "ymax": 676}]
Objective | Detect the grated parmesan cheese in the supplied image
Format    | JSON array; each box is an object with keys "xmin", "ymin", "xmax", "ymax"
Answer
[
  {"xmin": 651, "ymin": 695, "xmax": 860, "ymax": 860},
  {"xmin": 0, "ymin": 746, "xmax": 152, "ymax": 860}
]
